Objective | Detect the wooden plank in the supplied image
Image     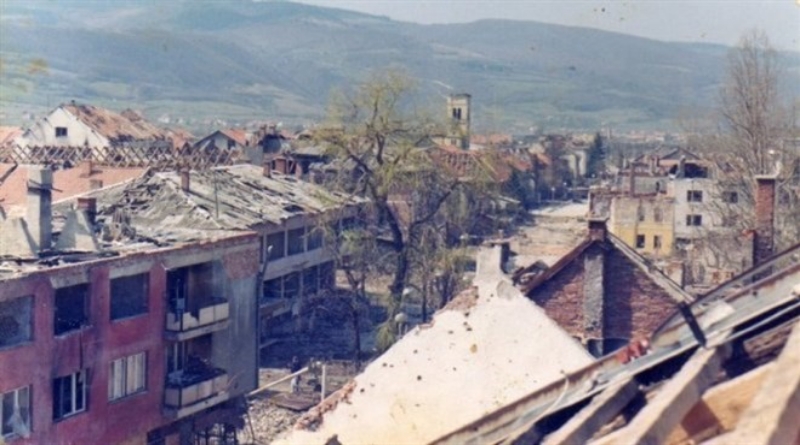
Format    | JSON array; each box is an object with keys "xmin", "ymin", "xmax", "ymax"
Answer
[
  {"xmin": 591, "ymin": 345, "xmax": 728, "ymax": 445},
  {"xmin": 542, "ymin": 378, "xmax": 639, "ymax": 445},
  {"xmin": 665, "ymin": 362, "xmax": 775, "ymax": 445},
  {"xmin": 729, "ymin": 320, "xmax": 800, "ymax": 445}
]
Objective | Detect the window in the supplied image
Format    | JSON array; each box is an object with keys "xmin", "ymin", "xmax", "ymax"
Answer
[
  {"xmin": 287, "ymin": 227, "xmax": 305, "ymax": 256},
  {"xmin": 266, "ymin": 232, "xmax": 286, "ymax": 260},
  {"xmin": 110, "ymin": 274, "xmax": 148, "ymax": 320},
  {"xmin": 653, "ymin": 235, "xmax": 662, "ymax": 249},
  {"xmin": 636, "ymin": 206, "xmax": 645, "ymax": 222},
  {"xmin": 283, "ymin": 273, "xmax": 300, "ymax": 299},
  {"xmin": 109, "ymin": 352, "xmax": 146, "ymax": 400},
  {"xmin": 303, "ymin": 266, "xmax": 319, "ymax": 295},
  {"xmin": 686, "ymin": 190, "xmax": 703, "ymax": 202},
  {"xmin": 686, "ymin": 214, "xmax": 703, "ymax": 226},
  {"xmin": 635, "ymin": 235, "xmax": 645, "ymax": 249},
  {"xmin": 653, "ymin": 207, "xmax": 663, "ymax": 223},
  {"xmin": 0, "ymin": 296, "xmax": 33, "ymax": 349},
  {"xmin": 54, "ymin": 284, "xmax": 89, "ymax": 336},
  {"xmin": 723, "ymin": 191, "xmax": 739, "ymax": 203},
  {"xmin": 319, "ymin": 262, "xmax": 335, "ymax": 289},
  {"xmin": 1, "ymin": 386, "xmax": 31, "ymax": 439},
  {"xmin": 53, "ymin": 370, "xmax": 87, "ymax": 420},
  {"xmin": 264, "ymin": 278, "xmax": 282, "ymax": 300},
  {"xmin": 55, "ymin": 127, "xmax": 68, "ymax": 137},
  {"xmin": 306, "ymin": 226, "xmax": 323, "ymax": 251},
  {"xmin": 167, "ymin": 342, "xmax": 187, "ymax": 376}
]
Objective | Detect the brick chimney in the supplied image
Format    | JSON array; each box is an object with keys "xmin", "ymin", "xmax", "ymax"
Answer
[
  {"xmin": 79, "ymin": 160, "xmax": 93, "ymax": 178},
  {"xmin": 77, "ymin": 197, "xmax": 97, "ymax": 226},
  {"xmin": 180, "ymin": 169, "xmax": 190, "ymax": 192},
  {"xmin": 26, "ymin": 166, "xmax": 53, "ymax": 252},
  {"xmin": 753, "ymin": 174, "xmax": 777, "ymax": 265},
  {"xmin": 588, "ymin": 217, "xmax": 608, "ymax": 241}
]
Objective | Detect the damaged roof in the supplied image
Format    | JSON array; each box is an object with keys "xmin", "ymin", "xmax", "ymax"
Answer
[
  {"xmin": 97, "ymin": 164, "xmax": 364, "ymax": 234},
  {"xmin": 63, "ymin": 103, "xmax": 170, "ymax": 141},
  {"xmin": 277, "ymin": 245, "xmax": 593, "ymax": 445}
]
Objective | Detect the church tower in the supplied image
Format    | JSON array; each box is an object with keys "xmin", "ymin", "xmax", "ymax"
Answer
[{"xmin": 447, "ymin": 93, "xmax": 471, "ymax": 149}]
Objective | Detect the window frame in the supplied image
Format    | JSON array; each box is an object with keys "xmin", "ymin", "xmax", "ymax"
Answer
[
  {"xmin": 55, "ymin": 127, "xmax": 68, "ymax": 137},
  {"xmin": 287, "ymin": 227, "xmax": 306, "ymax": 256},
  {"xmin": 53, "ymin": 370, "xmax": 87, "ymax": 421},
  {"xmin": 1, "ymin": 386, "xmax": 31, "ymax": 439},
  {"xmin": 0, "ymin": 295, "xmax": 34, "ymax": 349},
  {"xmin": 108, "ymin": 352, "xmax": 147, "ymax": 401},
  {"xmin": 686, "ymin": 190, "xmax": 703, "ymax": 203},
  {"xmin": 635, "ymin": 234, "xmax": 646, "ymax": 249},
  {"xmin": 653, "ymin": 235, "xmax": 662, "ymax": 249},
  {"xmin": 686, "ymin": 214, "xmax": 703, "ymax": 226},
  {"xmin": 266, "ymin": 231, "xmax": 286, "ymax": 260},
  {"xmin": 110, "ymin": 273, "xmax": 149, "ymax": 321},
  {"xmin": 54, "ymin": 284, "xmax": 89, "ymax": 336}
]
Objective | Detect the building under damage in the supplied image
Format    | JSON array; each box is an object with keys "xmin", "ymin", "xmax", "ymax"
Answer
[{"xmin": 0, "ymin": 164, "xmax": 361, "ymax": 444}]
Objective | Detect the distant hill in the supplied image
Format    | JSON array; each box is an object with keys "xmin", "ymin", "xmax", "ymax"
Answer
[{"xmin": 1, "ymin": 0, "xmax": 798, "ymax": 132}]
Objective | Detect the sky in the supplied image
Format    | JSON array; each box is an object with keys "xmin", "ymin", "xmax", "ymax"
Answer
[{"xmin": 295, "ymin": 0, "xmax": 800, "ymax": 51}]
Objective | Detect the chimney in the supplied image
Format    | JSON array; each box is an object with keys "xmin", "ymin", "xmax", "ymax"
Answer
[
  {"xmin": 77, "ymin": 197, "xmax": 97, "ymax": 226},
  {"xmin": 180, "ymin": 169, "xmax": 190, "ymax": 192},
  {"xmin": 26, "ymin": 166, "xmax": 53, "ymax": 252},
  {"xmin": 263, "ymin": 160, "xmax": 272, "ymax": 178},
  {"xmin": 275, "ymin": 157, "xmax": 287, "ymax": 174},
  {"xmin": 79, "ymin": 159, "xmax": 93, "ymax": 178},
  {"xmin": 588, "ymin": 217, "xmax": 608, "ymax": 241},
  {"xmin": 753, "ymin": 174, "xmax": 777, "ymax": 265}
]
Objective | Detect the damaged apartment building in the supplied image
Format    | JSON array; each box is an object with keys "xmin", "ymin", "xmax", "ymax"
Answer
[
  {"xmin": 591, "ymin": 148, "xmax": 756, "ymax": 289},
  {"xmin": 0, "ymin": 163, "xmax": 361, "ymax": 444}
]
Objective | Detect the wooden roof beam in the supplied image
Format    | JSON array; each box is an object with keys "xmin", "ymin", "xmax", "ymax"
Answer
[
  {"xmin": 542, "ymin": 378, "xmax": 639, "ymax": 445},
  {"xmin": 728, "ymin": 320, "xmax": 800, "ymax": 445},
  {"xmin": 591, "ymin": 344, "xmax": 729, "ymax": 445}
]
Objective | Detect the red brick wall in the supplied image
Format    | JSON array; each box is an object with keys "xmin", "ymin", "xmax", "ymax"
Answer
[
  {"xmin": 527, "ymin": 244, "xmax": 677, "ymax": 344},
  {"xmin": 754, "ymin": 176, "xmax": 776, "ymax": 264},
  {"xmin": 603, "ymin": 248, "xmax": 677, "ymax": 340},
  {"xmin": 529, "ymin": 257, "xmax": 585, "ymax": 340}
]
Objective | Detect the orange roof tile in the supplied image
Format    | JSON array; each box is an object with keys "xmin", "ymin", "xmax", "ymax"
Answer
[
  {"xmin": 0, "ymin": 162, "xmax": 147, "ymax": 209},
  {"xmin": 220, "ymin": 129, "xmax": 249, "ymax": 147},
  {"xmin": 63, "ymin": 104, "xmax": 169, "ymax": 142},
  {"xmin": 0, "ymin": 126, "xmax": 23, "ymax": 147}
]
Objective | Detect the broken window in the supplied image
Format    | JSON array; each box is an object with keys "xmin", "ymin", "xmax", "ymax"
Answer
[
  {"xmin": 263, "ymin": 278, "xmax": 282, "ymax": 300},
  {"xmin": 108, "ymin": 352, "xmax": 146, "ymax": 401},
  {"xmin": 653, "ymin": 235, "xmax": 662, "ymax": 249},
  {"xmin": 1, "ymin": 386, "xmax": 30, "ymax": 439},
  {"xmin": 0, "ymin": 296, "xmax": 33, "ymax": 349},
  {"xmin": 53, "ymin": 370, "xmax": 87, "ymax": 421},
  {"xmin": 283, "ymin": 273, "xmax": 300, "ymax": 299},
  {"xmin": 54, "ymin": 284, "xmax": 89, "ymax": 336},
  {"xmin": 686, "ymin": 214, "xmax": 703, "ymax": 226},
  {"xmin": 636, "ymin": 234, "xmax": 646, "ymax": 249},
  {"xmin": 306, "ymin": 225, "xmax": 323, "ymax": 251},
  {"xmin": 55, "ymin": 127, "xmax": 68, "ymax": 137},
  {"xmin": 303, "ymin": 266, "xmax": 319, "ymax": 295},
  {"xmin": 287, "ymin": 227, "xmax": 305, "ymax": 256},
  {"xmin": 686, "ymin": 190, "xmax": 703, "ymax": 202},
  {"xmin": 267, "ymin": 232, "xmax": 286, "ymax": 260},
  {"xmin": 110, "ymin": 273, "xmax": 148, "ymax": 321}
]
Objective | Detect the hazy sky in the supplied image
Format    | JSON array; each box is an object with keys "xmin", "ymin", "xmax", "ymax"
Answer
[{"xmin": 295, "ymin": 0, "xmax": 800, "ymax": 50}]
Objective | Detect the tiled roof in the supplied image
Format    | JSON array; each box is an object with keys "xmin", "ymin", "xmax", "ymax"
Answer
[
  {"xmin": 0, "ymin": 126, "xmax": 22, "ymax": 147},
  {"xmin": 0, "ymin": 162, "xmax": 147, "ymax": 210},
  {"xmin": 63, "ymin": 104, "xmax": 169, "ymax": 141},
  {"xmin": 219, "ymin": 129, "xmax": 249, "ymax": 146}
]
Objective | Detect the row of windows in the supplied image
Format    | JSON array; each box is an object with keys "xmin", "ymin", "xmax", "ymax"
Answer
[
  {"xmin": 1, "ymin": 352, "xmax": 146, "ymax": 440},
  {"xmin": 0, "ymin": 274, "xmax": 149, "ymax": 350},
  {"xmin": 636, "ymin": 206, "xmax": 664, "ymax": 223},
  {"xmin": 265, "ymin": 225, "xmax": 325, "ymax": 261},
  {"xmin": 263, "ymin": 263, "xmax": 335, "ymax": 301},
  {"xmin": 635, "ymin": 234, "xmax": 663, "ymax": 250}
]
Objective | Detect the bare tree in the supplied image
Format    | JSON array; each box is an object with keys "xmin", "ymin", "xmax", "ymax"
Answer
[{"xmin": 699, "ymin": 30, "xmax": 799, "ymax": 249}]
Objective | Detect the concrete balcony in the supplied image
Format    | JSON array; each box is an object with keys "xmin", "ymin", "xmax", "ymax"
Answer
[
  {"xmin": 165, "ymin": 298, "xmax": 230, "ymax": 341},
  {"xmin": 164, "ymin": 369, "xmax": 229, "ymax": 419}
]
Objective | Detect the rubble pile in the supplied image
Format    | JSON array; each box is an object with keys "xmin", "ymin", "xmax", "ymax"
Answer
[{"xmin": 240, "ymin": 396, "xmax": 301, "ymax": 445}]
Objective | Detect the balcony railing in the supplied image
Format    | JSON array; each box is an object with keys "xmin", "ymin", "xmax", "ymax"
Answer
[
  {"xmin": 164, "ymin": 367, "xmax": 229, "ymax": 419},
  {"xmin": 165, "ymin": 297, "xmax": 230, "ymax": 340}
]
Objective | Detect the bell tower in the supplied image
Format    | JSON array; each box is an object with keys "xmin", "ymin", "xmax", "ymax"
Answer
[{"xmin": 447, "ymin": 93, "xmax": 471, "ymax": 149}]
